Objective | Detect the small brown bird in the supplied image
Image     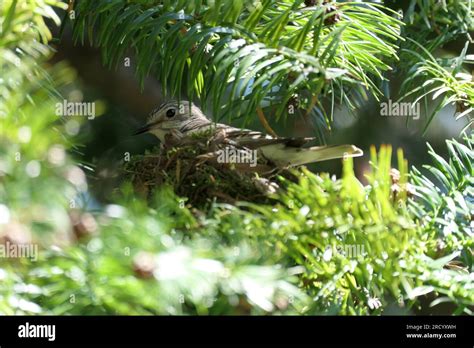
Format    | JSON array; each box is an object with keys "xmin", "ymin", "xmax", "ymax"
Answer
[{"xmin": 134, "ymin": 100, "xmax": 363, "ymax": 167}]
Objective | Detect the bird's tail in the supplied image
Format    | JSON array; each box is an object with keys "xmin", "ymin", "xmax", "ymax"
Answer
[
  {"xmin": 265, "ymin": 144, "xmax": 363, "ymax": 167},
  {"xmin": 294, "ymin": 144, "xmax": 363, "ymax": 166}
]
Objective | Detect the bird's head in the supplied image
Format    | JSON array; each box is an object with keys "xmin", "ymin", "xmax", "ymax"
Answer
[{"xmin": 133, "ymin": 100, "xmax": 209, "ymax": 141}]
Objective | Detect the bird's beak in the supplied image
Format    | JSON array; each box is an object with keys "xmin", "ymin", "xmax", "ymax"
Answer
[{"xmin": 133, "ymin": 123, "xmax": 152, "ymax": 136}]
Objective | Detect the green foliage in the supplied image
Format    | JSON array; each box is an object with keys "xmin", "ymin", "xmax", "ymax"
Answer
[
  {"xmin": 71, "ymin": 0, "xmax": 402, "ymax": 126},
  {"xmin": 197, "ymin": 146, "xmax": 473, "ymax": 314},
  {"xmin": 69, "ymin": 0, "xmax": 474, "ymax": 133},
  {"xmin": 398, "ymin": 40, "xmax": 474, "ymax": 133},
  {"xmin": 397, "ymin": 0, "xmax": 474, "ymax": 132},
  {"xmin": 1, "ymin": 188, "xmax": 305, "ymax": 315},
  {"xmin": 410, "ymin": 136, "xmax": 474, "ymax": 264},
  {"xmin": 3, "ymin": 142, "xmax": 473, "ymax": 315},
  {"xmin": 405, "ymin": 0, "xmax": 473, "ymax": 42},
  {"xmin": 0, "ymin": 0, "xmax": 77, "ymax": 245},
  {"xmin": 0, "ymin": 0, "xmax": 66, "ymax": 105}
]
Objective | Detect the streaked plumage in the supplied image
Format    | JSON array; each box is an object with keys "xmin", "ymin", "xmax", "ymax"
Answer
[{"xmin": 134, "ymin": 100, "xmax": 363, "ymax": 167}]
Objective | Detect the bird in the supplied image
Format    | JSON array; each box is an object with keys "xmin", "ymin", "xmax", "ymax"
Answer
[{"xmin": 133, "ymin": 100, "xmax": 363, "ymax": 168}]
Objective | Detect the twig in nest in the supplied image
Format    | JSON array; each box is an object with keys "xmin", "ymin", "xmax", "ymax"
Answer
[{"xmin": 256, "ymin": 107, "xmax": 278, "ymax": 137}]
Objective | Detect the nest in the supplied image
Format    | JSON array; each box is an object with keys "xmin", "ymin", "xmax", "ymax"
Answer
[{"xmin": 122, "ymin": 142, "xmax": 293, "ymax": 207}]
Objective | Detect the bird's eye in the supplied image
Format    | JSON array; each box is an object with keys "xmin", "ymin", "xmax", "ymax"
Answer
[{"xmin": 166, "ymin": 108, "xmax": 176, "ymax": 118}]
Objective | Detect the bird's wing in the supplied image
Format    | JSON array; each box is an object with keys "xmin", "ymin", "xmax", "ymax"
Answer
[
  {"xmin": 222, "ymin": 126, "xmax": 315, "ymax": 149},
  {"xmin": 213, "ymin": 124, "xmax": 363, "ymax": 167}
]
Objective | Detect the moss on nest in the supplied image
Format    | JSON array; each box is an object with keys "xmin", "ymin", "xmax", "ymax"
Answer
[{"xmin": 122, "ymin": 143, "xmax": 290, "ymax": 207}]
